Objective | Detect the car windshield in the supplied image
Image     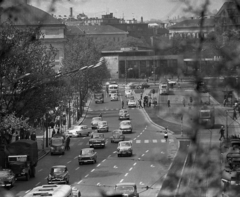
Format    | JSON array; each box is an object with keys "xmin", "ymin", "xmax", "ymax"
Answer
[
  {"xmin": 93, "ymin": 117, "xmax": 101, "ymax": 121},
  {"xmin": 73, "ymin": 126, "xmax": 81, "ymax": 130},
  {"xmin": 120, "ymin": 142, "xmax": 131, "ymax": 147},
  {"xmin": 115, "ymin": 186, "xmax": 134, "ymax": 193},
  {"xmin": 200, "ymin": 110, "xmax": 210, "ymax": 118},
  {"xmin": 0, "ymin": 171, "xmax": 10, "ymax": 177},
  {"xmin": 99, "ymin": 121, "xmax": 107, "ymax": 126},
  {"xmin": 51, "ymin": 167, "xmax": 65, "ymax": 174},
  {"xmin": 113, "ymin": 130, "xmax": 122, "ymax": 135},
  {"xmin": 80, "ymin": 125, "xmax": 88, "ymax": 129},
  {"xmin": 93, "ymin": 134, "xmax": 104, "ymax": 138},
  {"xmin": 51, "ymin": 138, "xmax": 63, "ymax": 146},
  {"xmin": 81, "ymin": 149, "xmax": 93, "ymax": 155},
  {"xmin": 121, "ymin": 121, "xmax": 131, "ymax": 126}
]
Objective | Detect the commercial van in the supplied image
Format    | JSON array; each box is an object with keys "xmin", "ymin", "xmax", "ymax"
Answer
[
  {"xmin": 23, "ymin": 184, "xmax": 80, "ymax": 197},
  {"xmin": 108, "ymin": 84, "xmax": 119, "ymax": 96}
]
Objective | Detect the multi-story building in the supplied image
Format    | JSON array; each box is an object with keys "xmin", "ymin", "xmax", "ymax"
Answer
[{"xmin": 0, "ymin": 0, "xmax": 67, "ymax": 72}]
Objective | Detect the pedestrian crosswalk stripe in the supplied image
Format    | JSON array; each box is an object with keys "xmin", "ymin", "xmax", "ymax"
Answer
[
  {"xmin": 161, "ymin": 139, "xmax": 166, "ymax": 143},
  {"xmin": 169, "ymin": 139, "xmax": 174, "ymax": 143},
  {"xmin": 136, "ymin": 140, "xmax": 141, "ymax": 143},
  {"xmin": 134, "ymin": 139, "xmax": 174, "ymax": 144},
  {"xmin": 144, "ymin": 140, "xmax": 149, "ymax": 143},
  {"xmin": 153, "ymin": 140, "xmax": 157, "ymax": 143}
]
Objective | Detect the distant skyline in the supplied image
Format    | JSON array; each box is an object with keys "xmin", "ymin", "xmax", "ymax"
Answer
[{"xmin": 29, "ymin": 0, "xmax": 225, "ymax": 21}]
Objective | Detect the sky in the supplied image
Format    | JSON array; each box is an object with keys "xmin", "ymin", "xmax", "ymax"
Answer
[{"xmin": 29, "ymin": 0, "xmax": 226, "ymax": 21}]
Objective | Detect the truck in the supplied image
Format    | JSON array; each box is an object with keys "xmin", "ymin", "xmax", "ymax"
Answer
[
  {"xmin": 5, "ymin": 139, "xmax": 38, "ymax": 181},
  {"xmin": 94, "ymin": 92, "xmax": 104, "ymax": 104},
  {"xmin": 49, "ymin": 134, "xmax": 65, "ymax": 155}
]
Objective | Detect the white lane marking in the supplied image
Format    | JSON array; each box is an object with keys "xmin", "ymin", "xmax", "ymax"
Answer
[
  {"xmin": 161, "ymin": 139, "xmax": 166, "ymax": 143},
  {"xmin": 67, "ymin": 161, "xmax": 71, "ymax": 164},
  {"xmin": 75, "ymin": 167, "xmax": 80, "ymax": 170},
  {"xmin": 74, "ymin": 156, "xmax": 78, "ymax": 159},
  {"xmin": 146, "ymin": 150, "xmax": 149, "ymax": 153},
  {"xmin": 83, "ymin": 137, "xmax": 85, "ymax": 139},
  {"xmin": 35, "ymin": 182, "xmax": 41, "ymax": 186},
  {"xmin": 113, "ymin": 151, "xmax": 117, "ymax": 154},
  {"xmin": 144, "ymin": 140, "xmax": 149, "ymax": 143},
  {"xmin": 78, "ymin": 142, "xmax": 83, "ymax": 145},
  {"xmin": 85, "ymin": 174, "xmax": 89, "ymax": 177},
  {"xmin": 133, "ymin": 162, "xmax": 137, "ymax": 166},
  {"xmin": 91, "ymin": 169, "xmax": 95, "ymax": 172},
  {"xmin": 26, "ymin": 190, "xmax": 30, "ymax": 193},
  {"xmin": 139, "ymin": 133, "xmax": 142, "ymax": 135},
  {"xmin": 59, "ymin": 155, "xmax": 62, "ymax": 158},
  {"xmin": 153, "ymin": 139, "xmax": 157, "ymax": 143},
  {"xmin": 97, "ymin": 164, "xmax": 101, "ymax": 167},
  {"xmin": 106, "ymin": 140, "xmax": 108, "ymax": 144},
  {"xmin": 142, "ymin": 154, "xmax": 145, "ymax": 157},
  {"xmin": 161, "ymin": 151, "xmax": 165, "ymax": 154},
  {"xmin": 140, "ymin": 182, "xmax": 144, "ymax": 185},
  {"xmin": 136, "ymin": 140, "xmax": 141, "ymax": 143},
  {"xmin": 78, "ymin": 180, "xmax": 82, "ymax": 184},
  {"xmin": 151, "ymin": 164, "xmax": 155, "ymax": 168},
  {"xmin": 102, "ymin": 159, "xmax": 106, "ymax": 162},
  {"xmin": 45, "ymin": 176, "xmax": 48, "ymax": 179},
  {"xmin": 137, "ymin": 135, "xmax": 140, "ymax": 138},
  {"xmin": 38, "ymin": 169, "xmax": 42, "ymax": 172},
  {"xmin": 169, "ymin": 139, "xmax": 174, "ymax": 143},
  {"xmin": 134, "ymin": 138, "xmax": 136, "ymax": 140},
  {"xmin": 114, "ymin": 165, "xmax": 118, "ymax": 169},
  {"xmin": 120, "ymin": 179, "xmax": 124, "ymax": 183},
  {"xmin": 108, "ymin": 155, "xmax": 111, "ymax": 158},
  {"xmin": 129, "ymin": 167, "xmax": 133, "ymax": 171},
  {"xmin": 125, "ymin": 173, "xmax": 128, "ymax": 177},
  {"xmin": 97, "ymin": 182, "xmax": 101, "ymax": 186},
  {"xmin": 145, "ymin": 126, "xmax": 147, "ymax": 129}
]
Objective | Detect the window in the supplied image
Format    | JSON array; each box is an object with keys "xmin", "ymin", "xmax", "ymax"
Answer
[{"xmin": 45, "ymin": 29, "xmax": 60, "ymax": 35}]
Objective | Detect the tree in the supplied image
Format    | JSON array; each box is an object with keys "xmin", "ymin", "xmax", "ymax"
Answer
[
  {"xmin": 62, "ymin": 36, "xmax": 110, "ymax": 118},
  {"xmin": 0, "ymin": 21, "xmax": 62, "ymax": 125}
]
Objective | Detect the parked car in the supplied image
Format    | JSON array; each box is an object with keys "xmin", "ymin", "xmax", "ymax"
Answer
[
  {"xmin": 78, "ymin": 148, "xmax": 97, "ymax": 164},
  {"xmin": 110, "ymin": 130, "xmax": 125, "ymax": 143},
  {"xmin": 127, "ymin": 99, "xmax": 137, "ymax": 108},
  {"xmin": 91, "ymin": 117, "xmax": 103, "ymax": 129},
  {"xmin": 97, "ymin": 121, "xmax": 109, "ymax": 132},
  {"xmin": 67, "ymin": 125, "xmax": 91, "ymax": 137},
  {"xmin": 47, "ymin": 165, "xmax": 70, "ymax": 184},
  {"xmin": 117, "ymin": 141, "xmax": 133, "ymax": 157},
  {"xmin": 89, "ymin": 133, "xmax": 106, "ymax": 148},
  {"xmin": 137, "ymin": 82, "xmax": 150, "ymax": 89},
  {"xmin": 119, "ymin": 109, "xmax": 130, "ymax": 120},
  {"xmin": 119, "ymin": 120, "xmax": 133, "ymax": 133},
  {"xmin": 0, "ymin": 169, "xmax": 15, "ymax": 189}
]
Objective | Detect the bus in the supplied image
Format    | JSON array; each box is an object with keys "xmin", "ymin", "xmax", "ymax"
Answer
[
  {"xmin": 108, "ymin": 84, "xmax": 119, "ymax": 96},
  {"xmin": 159, "ymin": 83, "xmax": 169, "ymax": 95},
  {"xmin": 94, "ymin": 92, "xmax": 104, "ymax": 103},
  {"xmin": 23, "ymin": 184, "xmax": 80, "ymax": 197},
  {"xmin": 199, "ymin": 105, "xmax": 215, "ymax": 128}
]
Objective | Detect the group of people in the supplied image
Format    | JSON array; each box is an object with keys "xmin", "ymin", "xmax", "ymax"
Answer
[{"xmin": 138, "ymin": 94, "xmax": 154, "ymax": 108}]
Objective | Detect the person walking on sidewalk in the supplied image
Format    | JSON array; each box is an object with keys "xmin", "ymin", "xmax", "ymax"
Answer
[
  {"xmin": 233, "ymin": 109, "xmax": 237, "ymax": 120},
  {"xmin": 219, "ymin": 126, "xmax": 225, "ymax": 141},
  {"xmin": 138, "ymin": 99, "xmax": 143, "ymax": 108},
  {"xmin": 164, "ymin": 128, "xmax": 168, "ymax": 142},
  {"xmin": 122, "ymin": 100, "xmax": 124, "ymax": 109}
]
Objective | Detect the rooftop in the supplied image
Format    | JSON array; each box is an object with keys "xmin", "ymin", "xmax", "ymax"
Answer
[
  {"xmin": 77, "ymin": 25, "xmax": 128, "ymax": 35},
  {"xmin": 168, "ymin": 18, "xmax": 215, "ymax": 29}
]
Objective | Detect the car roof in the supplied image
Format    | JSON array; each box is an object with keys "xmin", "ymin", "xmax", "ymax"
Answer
[
  {"xmin": 116, "ymin": 182, "xmax": 136, "ymax": 187},
  {"xmin": 52, "ymin": 165, "xmax": 67, "ymax": 168},
  {"xmin": 92, "ymin": 117, "xmax": 101, "ymax": 119},
  {"xmin": 121, "ymin": 120, "xmax": 131, "ymax": 123},
  {"xmin": 119, "ymin": 141, "xmax": 132, "ymax": 145},
  {"xmin": 99, "ymin": 120, "xmax": 107, "ymax": 123},
  {"xmin": 82, "ymin": 148, "xmax": 94, "ymax": 151}
]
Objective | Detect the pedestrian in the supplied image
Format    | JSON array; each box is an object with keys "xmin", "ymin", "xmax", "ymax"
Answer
[
  {"xmin": 164, "ymin": 129, "xmax": 168, "ymax": 142},
  {"xmin": 52, "ymin": 129, "xmax": 56, "ymax": 137},
  {"xmin": 183, "ymin": 98, "xmax": 186, "ymax": 107},
  {"xmin": 66, "ymin": 136, "xmax": 70, "ymax": 150},
  {"xmin": 223, "ymin": 98, "xmax": 227, "ymax": 107},
  {"xmin": 149, "ymin": 97, "xmax": 152, "ymax": 107},
  {"xmin": 233, "ymin": 109, "xmax": 237, "ymax": 120},
  {"xmin": 15, "ymin": 131, "xmax": 19, "ymax": 141},
  {"xmin": 99, "ymin": 113, "xmax": 102, "ymax": 118},
  {"xmin": 140, "ymin": 93, "xmax": 143, "ymax": 100},
  {"xmin": 122, "ymin": 100, "xmax": 124, "ymax": 109},
  {"xmin": 25, "ymin": 129, "xmax": 30, "ymax": 139},
  {"xmin": 30, "ymin": 131, "xmax": 36, "ymax": 141},
  {"xmin": 57, "ymin": 128, "xmax": 61, "ymax": 134},
  {"xmin": 138, "ymin": 99, "xmax": 143, "ymax": 108},
  {"xmin": 219, "ymin": 126, "xmax": 225, "ymax": 141}
]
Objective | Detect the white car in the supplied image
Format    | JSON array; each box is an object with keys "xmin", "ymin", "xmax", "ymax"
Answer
[
  {"xmin": 128, "ymin": 99, "xmax": 137, "ymax": 108},
  {"xmin": 119, "ymin": 120, "xmax": 132, "ymax": 133},
  {"xmin": 125, "ymin": 89, "xmax": 132, "ymax": 97},
  {"xmin": 117, "ymin": 141, "xmax": 133, "ymax": 157},
  {"xmin": 67, "ymin": 125, "xmax": 85, "ymax": 137},
  {"xmin": 110, "ymin": 93, "xmax": 118, "ymax": 101},
  {"xmin": 91, "ymin": 117, "xmax": 103, "ymax": 129},
  {"xmin": 76, "ymin": 125, "xmax": 92, "ymax": 137},
  {"xmin": 97, "ymin": 121, "xmax": 109, "ymax": 132}
]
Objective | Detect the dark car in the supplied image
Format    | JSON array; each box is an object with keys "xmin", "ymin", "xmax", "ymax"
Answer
[
  {"xmin": 110, "ymin": 130, "xmax": 125, "ymax": 143},
  {"xmin": 89, "ymin": 133, "xmax": 106, "ymax": 148},
  {"xmin": 0, "ymin": 169, "xmax": 15, "ymax": 189},
  {"xmin": 47, "ymin": 165, "xmax": 70, "ymax": 184},
  {"xmin": 78, "ymin": 148, "xmax": 97, "ymax": 164},
  {"xmin": 137, "ymin": 83, "xmax": 150, "ymax": 89},
  {"xmin": 119, "ymin": 109, "xmax": 130, "ymax": 120}
]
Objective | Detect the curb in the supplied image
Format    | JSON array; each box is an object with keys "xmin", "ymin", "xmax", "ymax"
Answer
[{"xmin": 38, "ymin": 150, "xmax": 50, "ymax": 161}]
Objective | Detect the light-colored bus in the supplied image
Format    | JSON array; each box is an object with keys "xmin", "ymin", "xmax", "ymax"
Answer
[
  {"xmin": 23, "ymin": 184, "xmax": 80, "ymax": 197},
  {"xmin": 108, "ymin": 84, "xmax": 119, "ymax": 96},
  {"xmin": 159, "ymin": 83, "xmax": 169, "ymax": 95},
  {"xmin": 199, "ymin": 105, "xmax": 215, "ymax": 129}
]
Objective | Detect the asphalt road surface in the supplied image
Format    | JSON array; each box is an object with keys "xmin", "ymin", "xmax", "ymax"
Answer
[{"xmin": 4, "ymin": 87, "xmax": 178, "ymax": 197}]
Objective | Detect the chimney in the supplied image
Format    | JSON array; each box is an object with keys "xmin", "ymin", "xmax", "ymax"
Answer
[
  {"xmin": 141, "ymin": 16, "xmax": 143, "ymax": 23},
  {"xmin": 70, "ymin": 7, "xmax": 73, "ymax": 17}
]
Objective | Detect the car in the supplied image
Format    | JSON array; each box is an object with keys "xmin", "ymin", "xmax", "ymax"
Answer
[
  {"xmin": 0, "ymin": 169, "xmax": 15, "ymax": 189},
  {"xmin": 97, "ymin": 120, "xmax": 109, "ymax": 132},
  {"xmin": 110, "ymin": 93, "xmax": 118, "ymax": 101},
  {"xmin": 119, "ymin": 120, "xmax": 133, "ymax": 133},
  {"xmin": 109, "ymin": 81, "xmax": 118, "ymax": 85},
  {"xmin": 78, "ymin": 148, "xmax": 97, "ymax": 164},
  {"xmin": 137, "ymin": 82, "xmax": 150, "ymax": 89},
  {"xmin": 127, "ymin": 99, "xmax": 137, "ymax": 108},
  {"xmin": 167, "ymin": 78, "xmax": 177, "ymax": 85},
  {"xmin": 47, "ymin": 165, "xmax": 70, "ymax": 184},
  {"xmin": 91, "ymin": 117, "xmax": 103, "ymax": 129},
  {"xmin": 117, "ymin": 141, "xmax": 133, "ymax": 157},
  {"xmin": 119, "ymin": 109, "xmax": 130, "ymax": 120},
  {"xmin": 114, "ymin": 182, "xmax": 139, "ymax": 197},
  {"xmin": 125, "ymin": 89, "xmax": 132, "ymax": 97},
  {"xmin": 110, "ymin": 130, "xmax": 125, "ymax": 143},
  {"xmin": 89, "ymin": 133, "xmax": 106, "ymax": 148},
  {"xmin": 72, "ymin": 187, "xmax": 81, "ymax": 197},
  {"xmin": 67, "ymin": 125, "xmax": 91, "ymax": 137}
]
